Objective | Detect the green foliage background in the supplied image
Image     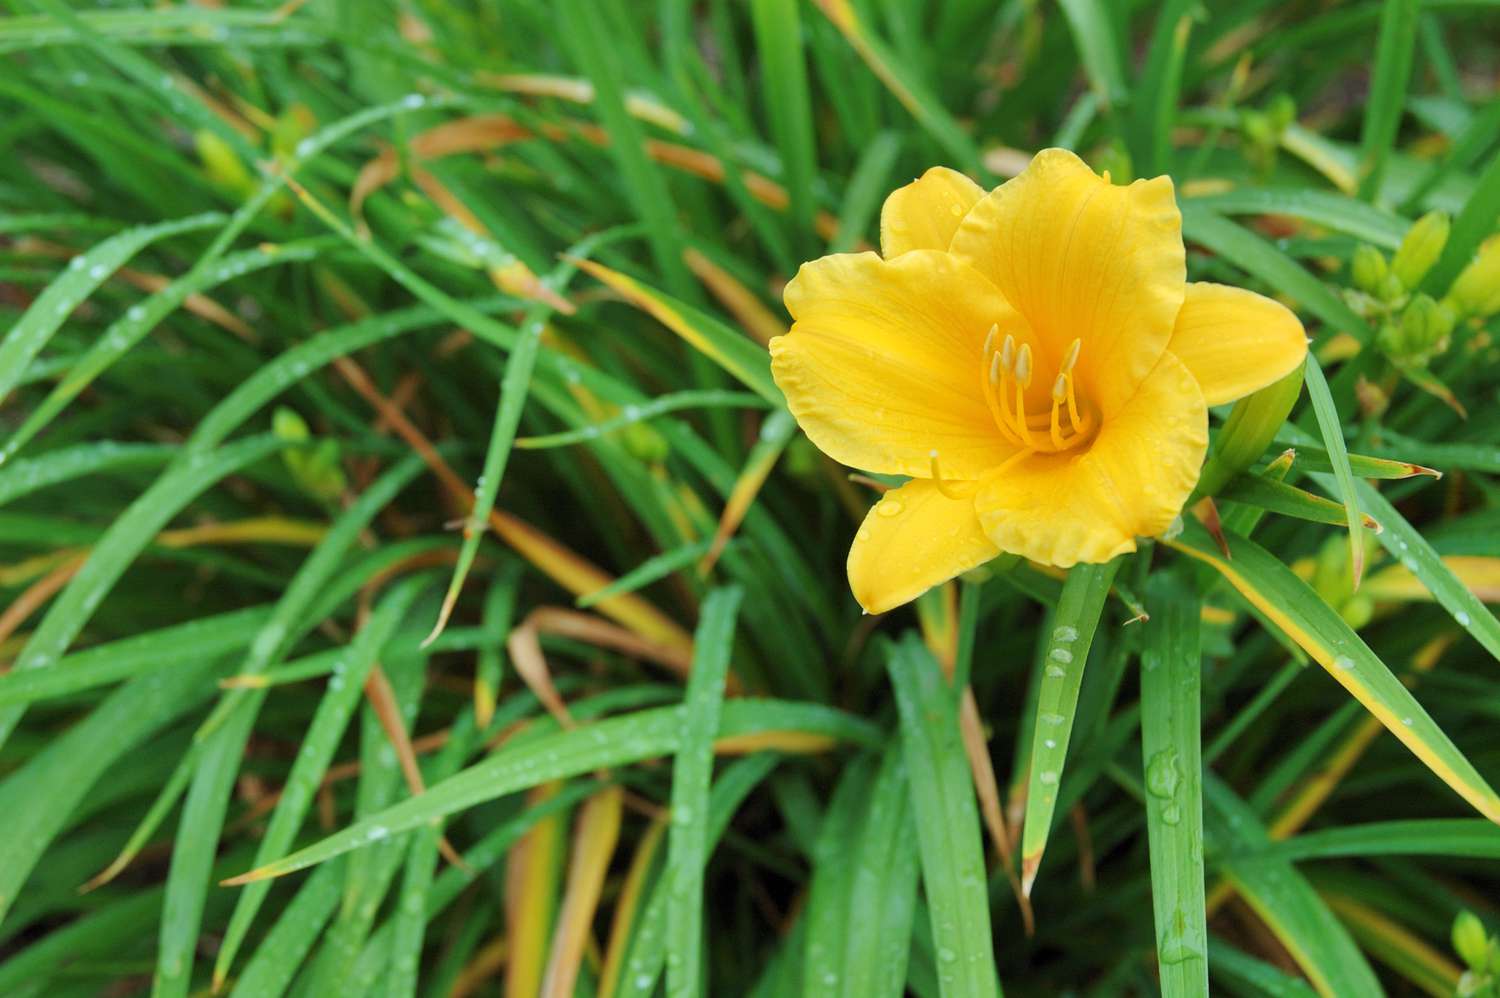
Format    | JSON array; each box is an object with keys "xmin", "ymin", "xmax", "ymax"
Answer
[{"xmin": 2, "ymin": 1, "xmax": 1500, "ymax": 995}]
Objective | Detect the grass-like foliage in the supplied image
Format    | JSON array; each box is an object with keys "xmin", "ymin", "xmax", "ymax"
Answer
[{"xmin": 3, "ymin": 1, "xmax": 1500, "ymax": 995}]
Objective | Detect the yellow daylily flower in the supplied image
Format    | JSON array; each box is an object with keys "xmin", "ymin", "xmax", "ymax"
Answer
[{"xmin": 770, "ymin": 149, "xmax": 1309, "ymax": 614}]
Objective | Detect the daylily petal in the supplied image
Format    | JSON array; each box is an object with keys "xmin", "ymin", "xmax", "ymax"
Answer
[
  {"xmin": 772, "ymin": 250, "xmax": 1024, "ymax": 479},
  {"xmin": 948, "ymin": 147, "xmax": 1185, "ymax": 417},
  {"xmin": 1167, "ymin": 282, "xmax": 1308, "ymax": 406},
  {"xmin": 975, "ymin": 350, "xmax": 1207, "ymax": 566},
  {"xmin": 848, "ymin": 479, "xmax": 1000, "ymax": 614},
  {"xmin": 880, "ymin": 166, "xmax": 985, "ymax": 258}
]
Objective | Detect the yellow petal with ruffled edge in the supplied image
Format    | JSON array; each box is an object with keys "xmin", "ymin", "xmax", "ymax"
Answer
[
  {"xmin": 848, "ymin": 479, "xmax": 1000, "ymax": 614},
  {"xmin": 975, "ymin": 350, "xmax": 1207, "ymax": 566},
  {"xmin": 948, "ymin": 147, "xmax": 1185, "ymax": 417},
  {"xmin": 771, "ymin": 249, "xmax": 1025, "ymax": 480},
  {"xmin": 880, "ymin": 166, "xmax": 985, "ymax": 258},
  {"xmin": 1167, "ymin": 282, "xmax": 1308, "ymax": 406}
]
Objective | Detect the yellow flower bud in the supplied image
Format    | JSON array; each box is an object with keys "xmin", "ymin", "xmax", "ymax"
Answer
[
  {"xmin": 1391, "ymin": 210, "xmax": 1450, "ymax": 290},
  {"xmin": 1447, "ymin": 234, "xmax": 1500, "ymax": 318}
]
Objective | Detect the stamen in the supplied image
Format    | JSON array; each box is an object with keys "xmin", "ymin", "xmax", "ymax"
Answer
[
  {"xmin": 928, "ymin": 450, "xmax": 970, "ymax": 500},
  {"xmin": 1012, "ymin": 344, "xmax": 1034, "ymax": 443},
  {"xmin": 1061, "ymin": 338, "xmax": 1081, "ymax": 373},
  {"xmin": 1014, "ymin": 343, "xmax": 1032, "ymax": 387},
  {"xmin": 1064, "ymin": 371, "xmax": 1082, "ymax": 430},
  {"xmin": 980, "ymin": 332, "xmax": 1021, "ymax": 446},
  {"xmin": 1049, "ymin": 374, "xmax": 1068, "ymax": 449},
  {"xmin": 1001, "ymin": 334, "xmax": 1015, "ymax": 371}
]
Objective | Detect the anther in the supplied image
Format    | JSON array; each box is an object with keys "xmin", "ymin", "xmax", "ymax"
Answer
[
  {"xmin": 983, "ymin": 324, "xmax": 997, "ymax": 357},
  {"xmin": 989, "ymin": 351, "xmax": 1002, "ymax": 385},
  {"xmin": 1049, "ymin": 375, "xmax": 1068, "ymax": 449},
  {"xmin": 1061, "ymin": 338, "xmax": 1081, "ymax": 373},
  {"xmin": 1001, "ymin": 334, "xmax": 1015, "ymax": 370},
  {"xmin": 1012, "ymin": 344, "xmax": 1034, "ymax": 443}
]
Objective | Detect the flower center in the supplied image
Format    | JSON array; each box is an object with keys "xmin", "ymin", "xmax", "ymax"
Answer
[{"xmin": 980, "ymin": 326, "xmax": 1097, "ymax": 456}]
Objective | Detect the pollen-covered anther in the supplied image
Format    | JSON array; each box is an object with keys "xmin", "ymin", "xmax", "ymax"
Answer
[
  {"xmin": 1012, "ymin": 344, "xmax": 1035, "ymax": 444},
  {"xmin": 1061, "ymin": 337, "xmax": 1081, "ymax": 373},
  {"xmin": 1049, "ymin": 374, "xmax": 1069, "ymax": 448}
]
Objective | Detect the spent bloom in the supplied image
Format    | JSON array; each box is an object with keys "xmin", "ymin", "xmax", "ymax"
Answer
[{"xmin": 770, "ymin": 149, "xmax": 1308, "ymax": 613}]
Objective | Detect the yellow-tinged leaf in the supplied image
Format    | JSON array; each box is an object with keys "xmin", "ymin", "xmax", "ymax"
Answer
[
  {"xmin": 598, "ymin": 817, "xmax": 668, "ymax": 998},
  {"xmin": 712, "ymin": 731, "xmax": 834, "ymax": 755},
  {"xmin": 1266, "ymin": 632, "xmax": 1455, "ymax": 841},
  {"xmin": 1364, "ymin": 555, "xmax": 1500, "ymax": 604},
  {"xmin": 683, "ymin": 247, "xmax": 787, "ymax": 346},
  {"xmin": 480, "ymin": 72, "xmax": 691, "ymax": 134},
  {"xmin": 541, "ymin": 786, "xmax": 625, "ymax": 998},
  {"xmin": 1323, "ymin": 893, "xmax": 1462, "ymax": 996},
  {"xmin": 331, "ymin": 353, "xmax": 693, "ymax": 652},
  {"xmin": 1167, "ymin": 525, "xmax": 1500, "ymax": 824},
  {"xmin": 699, "ymin": 411, "xmax": 795, "ymax": 576},
  {"xmin": 574, "ymin": 258, "xmax": 783, "ymax": 404},
  {"xmin": 505, "ymin": 782, "xmax": 568, "ymax": 998}
]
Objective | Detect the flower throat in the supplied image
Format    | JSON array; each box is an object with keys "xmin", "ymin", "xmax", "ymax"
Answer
[{"xmin": 980, "ymin": 326, "xmax": 1095, "ymax": 459}]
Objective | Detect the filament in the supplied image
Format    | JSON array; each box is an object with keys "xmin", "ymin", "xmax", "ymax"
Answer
[{"xmin": 928, "ymin": 450, "xmax": 972, "ymax": 500}]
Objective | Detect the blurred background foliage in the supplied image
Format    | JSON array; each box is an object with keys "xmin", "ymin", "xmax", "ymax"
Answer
[{"xmin": 1, "ymin": 0, "xmax": 1500, "ymax": 995}]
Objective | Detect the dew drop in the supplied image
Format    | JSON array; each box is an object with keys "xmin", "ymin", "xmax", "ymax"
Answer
[
  {"xmin": 1333, "ymin": 655, "xmax": 1355, "ymax": 671},
  {"xmin": 1145, "ymin": 749, "xmax": 1180, "ymax": 800},
  {"xmin": 1456, "ymin": 611, "xmax": 1471, "ymax": 626},
  {"xmin": 876, "ymin": 499, "xmax": 904, "ymax": 518}
]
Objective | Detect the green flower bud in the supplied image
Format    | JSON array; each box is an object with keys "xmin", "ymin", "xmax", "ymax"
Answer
[
  {"xmin": 1447, "ymin": 234, "xmax": 1500, "ymax": 318},
  {"xmin": 1240, "ymin": 110, "xmax": 1275, "ymax": 151},
  {"xmin": 1339, "ymin": 593, "xmax": 1374, "ymax": 631},
  {"xmin": 1391, "ymin": 211, "xmax": 1450, "ymax": 290},
  {"xmin": 271, "ymin": 104, "xmax": 317, "ymax": 161},
  {"xmin": 1455, "ymin": 911, "xmax": 1491, "ymax": 972},
  {"xmin": 1376, "ymin": 321, "xmax": 1403, "ymax": 357},
  {"xmin": 275, "ymin": 407, "xmax": 345, "ymax": 502},
  {"xmin": 621, "ymin": 421, "xmax": 670, "ymax": 464},
  {"xmin": 272, "ymin": 406, "xmax": 310, "ymax": 442},
  {"xmin": 1350, "ymin": 244, "xmax": 1388, "ymax": 295},
  {"xmin": 1389, "ymin": 293, "xmax": 1454, "ymax": 363},
  {"xmin": 1197, "ymin": 364, "xmax": 1304, "ymax": 498},
  {"xmin": 287, "ymin": 439, "xmax": 348, "ymax": 503},
  {"xmin": 1266, "ymin": 93, "xmax": 1296, "ymax": 133},
  {"xmin": 195, "ymin": 129, "xmax": 254, "ymax": 198},
  {"xmin": 1376, "ymin": 271, "xmax": 1407, "ymax": 304}
]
